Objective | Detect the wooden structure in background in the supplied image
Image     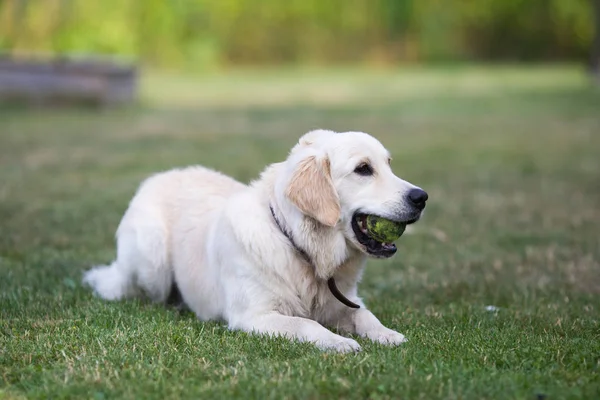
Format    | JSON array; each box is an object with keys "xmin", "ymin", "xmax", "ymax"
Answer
[{"xmin": 0, "ymin": 55, "xmax": 138, "ymax": 106}]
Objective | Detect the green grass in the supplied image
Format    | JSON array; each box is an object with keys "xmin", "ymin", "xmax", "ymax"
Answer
[{"xmin": 1, "ymin": 65, "xmax": 599, "ymax": 399}]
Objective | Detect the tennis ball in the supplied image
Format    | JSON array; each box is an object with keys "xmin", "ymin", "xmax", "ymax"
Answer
[{"xmin": 366, "ymin": 215, "xmax": 406, "ymax": 243}]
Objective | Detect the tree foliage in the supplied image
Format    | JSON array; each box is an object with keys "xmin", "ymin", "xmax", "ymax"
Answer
[{"xmin": 0, "ymin": 0, "xmax": 594, "ymax": 67}]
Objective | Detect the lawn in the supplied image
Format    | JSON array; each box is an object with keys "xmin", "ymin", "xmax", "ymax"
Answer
[{"xmin": 1, "ymin": 65, "xmax": 599, "ymax": 399}]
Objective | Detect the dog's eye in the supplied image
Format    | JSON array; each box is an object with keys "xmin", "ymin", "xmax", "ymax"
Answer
[{"xmin": 354, "ymin": 163, "xmax": 373, "ymax": 176}]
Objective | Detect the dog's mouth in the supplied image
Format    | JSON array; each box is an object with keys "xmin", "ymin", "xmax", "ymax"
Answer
[{"xmin": 351, "ymin": 212, "xmax": 419, "ymax": 258}]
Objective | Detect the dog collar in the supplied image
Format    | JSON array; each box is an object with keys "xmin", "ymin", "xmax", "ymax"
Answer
[{"xmin": 269, "ymin": 204, "xmax": 360, "ymax": 309}]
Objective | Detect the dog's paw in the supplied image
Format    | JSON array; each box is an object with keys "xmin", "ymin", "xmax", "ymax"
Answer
[
  {"xmin": 365, "ymin": 328, "xmax": 407, "ymax": 346},
  {"xmin": 316, "ymin": 336, "xmax": 362, "ymax": 353}
]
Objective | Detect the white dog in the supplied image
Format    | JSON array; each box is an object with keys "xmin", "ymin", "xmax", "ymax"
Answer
[{"xmin": 83, "ymin": 129, "xmax": 427, "ymax": 352}]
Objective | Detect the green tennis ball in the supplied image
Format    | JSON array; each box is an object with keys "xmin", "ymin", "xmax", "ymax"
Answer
[{"xmin": 366, "ymin": 215, "xmax": 406, "ymax": 243}]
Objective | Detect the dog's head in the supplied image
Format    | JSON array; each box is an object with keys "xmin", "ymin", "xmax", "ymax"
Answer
[{"xmin": 284, "ymin": 129, "xmax": 427, "ymax": 258}]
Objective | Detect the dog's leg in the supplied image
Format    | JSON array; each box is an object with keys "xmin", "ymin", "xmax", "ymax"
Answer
[
  {"xmin": 232, "ymin": 313, "xmax": 362, "ymax": 353},
  {"xmin": 83, "ymin": 212, "xmax": 171, "ymax": 303},
  {"xmin": 331, "ymin": 308, "xmax": 407, "ymax": 346}
]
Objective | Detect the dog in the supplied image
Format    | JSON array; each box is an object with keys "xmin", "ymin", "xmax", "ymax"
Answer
[{"xmin": 83, "ymin": 129, "xmax": 427, "ymax": 352}]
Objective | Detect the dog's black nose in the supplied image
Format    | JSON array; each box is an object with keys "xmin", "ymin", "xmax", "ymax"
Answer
[{"xmin": 407, "ymin": 188, "xmax": 428, "ymax": 209}]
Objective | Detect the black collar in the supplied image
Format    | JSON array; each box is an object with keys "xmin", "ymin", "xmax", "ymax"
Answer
[{"xmin": 269, "ymin": 205, "xmax": 360, "ymax": 309}]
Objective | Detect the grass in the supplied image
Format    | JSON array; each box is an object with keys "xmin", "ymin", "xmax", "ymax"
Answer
[{"xmin": 1, "ymin": 64, "xmax": 599, "ymax": 399}]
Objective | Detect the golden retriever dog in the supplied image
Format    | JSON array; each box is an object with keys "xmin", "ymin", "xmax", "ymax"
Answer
[{"xmin": 83, "ymin": 129, "xmax": 428, "ymax": 352}]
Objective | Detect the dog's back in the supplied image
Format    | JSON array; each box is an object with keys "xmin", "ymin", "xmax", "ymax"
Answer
[{"xmin": 83, "ymin": 166, "xmax": 246, "ymax": 303}]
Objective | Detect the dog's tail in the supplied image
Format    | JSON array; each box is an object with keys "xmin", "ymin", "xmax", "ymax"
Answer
[{"xmin": 82, "ymin": 262, "xmax": 136, "ymax": 301}]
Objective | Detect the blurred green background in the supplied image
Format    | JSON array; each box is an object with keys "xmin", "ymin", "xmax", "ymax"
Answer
[{"xmin": 0, "ymin": 0, "xmax": 596, "ymax": 69}]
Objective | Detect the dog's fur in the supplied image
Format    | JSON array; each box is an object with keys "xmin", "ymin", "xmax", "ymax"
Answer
[{"xmin": 83, "ymin": 129, "xmax": 426, "ymax": 352}]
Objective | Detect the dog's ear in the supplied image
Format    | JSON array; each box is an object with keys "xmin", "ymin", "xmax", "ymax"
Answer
[{"xmin": 286, "ymin": 155, "xmax": 340, "ymax": 227}]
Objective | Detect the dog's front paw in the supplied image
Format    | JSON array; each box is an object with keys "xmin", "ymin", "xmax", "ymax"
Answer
[
  {"xmin": 316, "ymin": 336, "xmax": 362, "ymax": 353},
  {"xmin": 365, "ymin": 328, "xmax": 407, "ymax": 346}
]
